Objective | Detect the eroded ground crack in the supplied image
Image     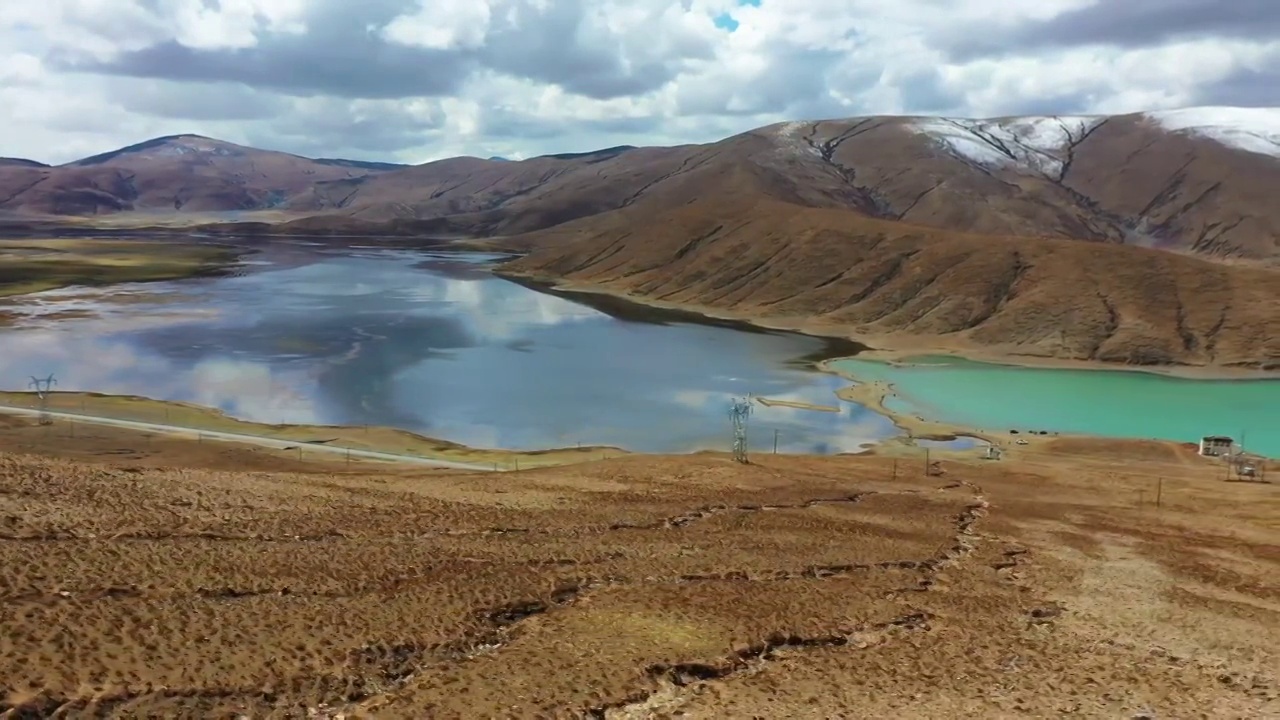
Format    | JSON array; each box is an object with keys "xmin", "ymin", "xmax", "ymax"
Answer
[{"xmin": 583, "ymin": 611, "xmax": 933, "ymax": 719}]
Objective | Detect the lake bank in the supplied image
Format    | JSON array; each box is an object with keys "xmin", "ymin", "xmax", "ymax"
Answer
[
  {"xmin": 0, "ymin": 238, "xmax": 245, "ymax": 301},
  {"xmin": 0, "ymin": 391, "xmax": 622, "ymax": 469},
  {"xmin": 823, "ymin": 356, "xmax": 1280, "ymax": 458},
  {"xmin": 497, "ymin": 267, "xmax": 1280, "ymax": 380}
]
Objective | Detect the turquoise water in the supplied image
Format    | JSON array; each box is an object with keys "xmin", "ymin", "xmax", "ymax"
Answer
[{"xmin": 829, "ymin": 356, "xmax": 1280, "ymax": 458}]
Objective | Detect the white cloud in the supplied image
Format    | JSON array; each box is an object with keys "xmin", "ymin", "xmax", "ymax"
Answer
[
  {"xmin": 381, "ymin": 0, "xmax": 492, "ymax": 50},
  {"xmin": 0, "ymin": 0, "xmax": 1277, "ymax": 165}
]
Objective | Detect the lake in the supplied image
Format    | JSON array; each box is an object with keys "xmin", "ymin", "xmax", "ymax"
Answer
[
  {"xmin": 830, "ymin": 355, "xmax": 1280, "ymax": 457},
  {"xmin": 0, "ymin": 242, "xmax": 896, "ymax": 454}
]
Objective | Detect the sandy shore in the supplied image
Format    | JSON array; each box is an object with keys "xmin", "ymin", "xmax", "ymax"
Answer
[{"xmin": 2, "ymin": 410, "xmax": 1276, "ymax": 718}]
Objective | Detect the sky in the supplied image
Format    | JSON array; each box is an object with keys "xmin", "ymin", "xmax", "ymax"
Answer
[{"xmin": 2, "ymin": 0, "xmax": 1278, "ymax": 165}]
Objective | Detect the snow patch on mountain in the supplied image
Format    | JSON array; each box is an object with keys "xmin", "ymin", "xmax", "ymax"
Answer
[
  {"xmin": 1144, "ymin": 107, "xmax": 1280, "ymax": 159},
  {"xmin": 910, "ymin": 115, "xmax": 1106, "ymax": 178},
  {"xmin": 769, "ymin": 120, "xmax": 823, "ymax": 159}
]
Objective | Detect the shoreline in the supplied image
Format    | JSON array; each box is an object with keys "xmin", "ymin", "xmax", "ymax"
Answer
[
  {"xmin": 496, "ymin": 267, "xmax": 1280, "ymax": 381},
  {"xmin": 2, "ymin": 228, "xmax": 1271, "ymax": 380},
  {"xmin": 0, "ymin": 391, "xmax": 626, "ymax": 468},
  {"xmin": 0, "ymin": 237, "xmax": 249, "ymax": 301}
]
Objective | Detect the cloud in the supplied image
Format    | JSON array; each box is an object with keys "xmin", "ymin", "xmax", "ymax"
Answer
[
  {"xmin": 945, "ymin": 0, "xmax": 1280, "ymax": 59},
  {"xmin": 1, "ymin": 0, "xmax": 1278, "ymax": 165}
]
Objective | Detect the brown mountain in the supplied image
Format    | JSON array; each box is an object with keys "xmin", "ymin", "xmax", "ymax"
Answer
[
  {"xmin": 0, "ymin": 158, "xmax": 48, "ymax": 169},
  {"xmin": 268, "ymin": 109, "xmax": 1280, "ymax": 262},
  {"xmin": 2, "ymin": 108, "xmax": 1277, "ymax": 368},
  {"xmin": 491, "ymin": 110, "xmax": 1280, "ymax": 369},
  {"xmin": 0, "ymin": 135, "xmax": 405, "ymax": 215},
  {"xmin": 501, "ymin": 195, "xmax": 1280, "ymax": 370}
]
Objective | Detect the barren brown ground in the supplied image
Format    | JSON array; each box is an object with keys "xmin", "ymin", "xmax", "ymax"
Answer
[{"xmin": 1, "ymin": 413, "xmax": 1277, "ymax": 719}]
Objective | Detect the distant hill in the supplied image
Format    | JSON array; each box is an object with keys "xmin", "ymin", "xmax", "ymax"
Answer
[
  {"xmin": 313, "ymin": 158, "xmax": 410, "ymax": 171},
  {"xmin": 0, "ymin": 135, "xmax": 398, "ymax": 215},
  {"xmin": 0, "ymin": 158, "xmax": 48, "ymax": 169}
]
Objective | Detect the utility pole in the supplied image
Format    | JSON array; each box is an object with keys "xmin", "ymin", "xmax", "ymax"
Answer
[
  {"xmin": 28, "ymin": 374, "xmax": 56, "ymax": 426},
  {"xmin": 730, "ymin": 397, "xmax": 753, "ymax": 464},
  {"xmin": 773, "ymin": 429, "xmax": 779, "ymax": 455}
]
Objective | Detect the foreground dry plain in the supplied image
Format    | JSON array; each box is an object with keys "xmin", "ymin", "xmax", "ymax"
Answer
[{"xmin": 1, "ymin": 413, "xmax": 1277, "ymax": 719}]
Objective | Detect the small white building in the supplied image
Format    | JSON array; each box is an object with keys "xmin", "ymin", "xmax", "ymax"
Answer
[{"xmin": 1199, "ymin": 435, "xmax": 1234, "ymax": 457}]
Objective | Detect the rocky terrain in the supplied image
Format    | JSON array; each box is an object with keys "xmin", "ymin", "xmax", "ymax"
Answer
[{"xmin": 2, "ymin": 107, "xmax": 1277, "ymax": 368}]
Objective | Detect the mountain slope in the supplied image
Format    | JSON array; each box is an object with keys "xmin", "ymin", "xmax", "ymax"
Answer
[
  {"xmin": 295, "ymin": 107, "xmax": 1280, "ymax": 261},
  {"xmin": 0, "ymin": 135, "xmax": 398, "ymax": 215},
  {"xmin": 502, "ymin": 195, "xmax": 1280, "ymax": 369},
  {"xmin": 0, "ymin": 158, "xmax": 48, "ymax": 169},
  {"xmin": 1, "ymin": 108, "xmax": 1277, "ymax": 259}
]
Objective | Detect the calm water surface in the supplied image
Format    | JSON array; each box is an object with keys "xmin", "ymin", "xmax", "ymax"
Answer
[{"xmin": 0, "ymin": 243, "xmax": 895, "ymax": 454}]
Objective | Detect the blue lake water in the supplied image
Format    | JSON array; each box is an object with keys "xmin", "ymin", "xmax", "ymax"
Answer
[{"xmin": 0, "ymin": 242, "xmax": 894, "ymax": 454}]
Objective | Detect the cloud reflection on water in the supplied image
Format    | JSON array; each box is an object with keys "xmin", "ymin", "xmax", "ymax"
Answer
[{"xmin": 0, "ymin": 246, "xmax": 897, "ymax": 453}]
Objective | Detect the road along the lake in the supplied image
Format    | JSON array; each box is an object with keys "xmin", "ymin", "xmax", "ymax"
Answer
[{"xmin": 0, "ymin": 404, "xmax": 492, "ymax": 471}]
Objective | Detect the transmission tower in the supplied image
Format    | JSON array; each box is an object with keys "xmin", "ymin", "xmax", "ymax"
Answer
[
  {"xmin": 730, "ymin": 396, "xmax": 753, "ymax": 463},
  {"xmin": 28, "ymin": 374, "xmax": 56, "ymax": 426}
]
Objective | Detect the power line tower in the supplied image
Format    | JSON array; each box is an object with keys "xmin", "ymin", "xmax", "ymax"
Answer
[
  {"xmin": 730, "ymin": 396, "xmax": 753, "ymax": 464},
  {"xmin": 28, "ymin": 374, "xmax": 56, "ymax": 426}
]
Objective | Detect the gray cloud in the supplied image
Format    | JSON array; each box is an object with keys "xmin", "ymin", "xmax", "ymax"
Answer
[
  {"xmin": 61, "ymin": 0, "xmax": 470, "ymax": 97},
  {"xmin": 109, "ymin": 79, "xmax": 286, "ymax": 121},
  {"xmin": 945, "ymin": 0, "xmax": 1280, "ymax": 59},
  {"xmin": 243, "ymin": 98, "xmax": 448, "ymax": 157},
  {"xmin": 479, "ymin": 109, "xmax": 662, "ymax": 141},
  {"xmin": 87, "ymin": 39, "xmax": 472, "ymax": 98},
  {"xmin": 1193, "ymin": 66, "xmax": 1280, "ymax": 107},
  {"xmin": 65, "ymin": 0, "xmax": 706, "ymax": 101},
  {"xmin": 478, "ymin": 0, "xmax": 710, "ymax": 99},
  {"xmin": 893, "ymin": 69, "xmax": 967, "ymax": 116},
  {"xmin": 677, "ymin": 45, "xmax": 847, "ymax": 117}
]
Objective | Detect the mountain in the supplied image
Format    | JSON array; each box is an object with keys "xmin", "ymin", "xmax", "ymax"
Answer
[
  {"xmin": 274, "ymin": 107, "xmax": 1280, "ymax": 262},
  {"xmin": 0, "ymin": 158, "xmax": 48, "ymax": 169},
  {"xmin": 3, "ymin": 110, "xmax": 1277, "ymax": 259},
  {"xmin": 492, "ymin": 108, "xmax": 1280, "ymax": 369},
  {"xmin": 0, "ymin": 135, "xmax": 398, "ymax": 215},
  {"xmin": 501, "ymin": 195, "xmax": 1280, "ymax": 370},
  {"xmin": 1, "ymin": 108, "xmax": 1277, "ymax": 368}
]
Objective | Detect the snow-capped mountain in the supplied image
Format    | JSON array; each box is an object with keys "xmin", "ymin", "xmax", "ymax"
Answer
[{"xmin": 905, "ymin": 107, "xmax": 1280, "ymax": 182}]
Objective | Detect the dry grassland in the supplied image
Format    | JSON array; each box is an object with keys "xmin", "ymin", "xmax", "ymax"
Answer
[
  {"xmin": 0, "ymin": 392, "xmax": 620, "ymax": 468},
  {"xmin": 0, "ymin": 238, "xmax": 239, "ymax": 301},
  {"xmin": 1, "ymin": 414, "xmax": 1277, "ymax": 718}
]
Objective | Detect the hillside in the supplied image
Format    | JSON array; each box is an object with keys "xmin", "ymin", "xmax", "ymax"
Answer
[
  {"xmin": 502, "ymin": 195, "xmax": 1280, "ymax": 370},
  {"xmin": 2, "ymin": 415, "xmax": 1278, "ymax": 717},
  {"xmin": 0, "ymin": 158, "xmax": 48, "ymax": 169},
  {"xmin": 2, "ymin": 108, "xmax": 1278, "ymax": 259},
  {"xmin": 0, "ymin": 135, "xmax": 401, "ymax": 215},
  {"xmin": 286, "ymin": 108, "xmax": 1280, "ymax": 262}
]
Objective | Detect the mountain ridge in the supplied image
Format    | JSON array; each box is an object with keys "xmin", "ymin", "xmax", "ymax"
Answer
[{"xmin": 1, "ymin": 106, "xmax": 1277, "ymax": 369}]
